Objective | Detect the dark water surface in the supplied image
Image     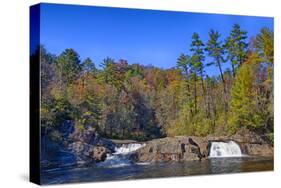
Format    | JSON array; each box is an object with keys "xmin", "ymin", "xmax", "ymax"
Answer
[{"xmin": 41, "ymin": 157, "xmax": 273, "ymax": 185}]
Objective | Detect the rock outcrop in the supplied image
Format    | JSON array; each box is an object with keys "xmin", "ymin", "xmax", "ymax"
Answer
[
  {"xmin": 67, "ymin": 141, "xmax": 108, "ymax": 164},
  {"xmin": 42, "ymin": 121, "xmax": 273, "ymax": 167},
  {"xmin": 41, "ymin": 120, "xmax": 116, "ymax": 169},
  {"xmin": 230, "ymin": 128, "xmax": 273, "ymax": 156},
  {"xmin": 131, "ymin": 137, "xmax": 206, "ymax": 162},
  {"xmin": 65, "ymin": 125, "xmax": 115, "ymax": 164},
  {"xmin": 132, "ymin": 129, "xmax": 273, "ymax": 163},
  {"xmin": 41, "ymin": 136, "xmax": 77, "ymax": 169},
  {"xmin": 68, "ymin": 126, "xmax": 115, "ymax": 152},
  {"xmin": 92, "ymin": 146, "xmax": 107, "ymax": 162}
]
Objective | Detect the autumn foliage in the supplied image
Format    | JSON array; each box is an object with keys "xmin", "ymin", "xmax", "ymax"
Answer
[{"xmin": 38, "ymin": 25, "xmax": 273, "ymax": 142}]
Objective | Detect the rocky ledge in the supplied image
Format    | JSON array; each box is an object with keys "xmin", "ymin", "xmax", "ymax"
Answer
[
  {"xmin": 42, "ymin": 121, "xmax": 273, "ymax": 169},
  {"xmin": 131, "ymin": 129, "xmax": 273, "ymax": 163},
  {"xmin": 41, "ymin": 121, "xmax": 116, "ymax": 168},
  {"xmin": 66, "ymin": 126, "xmax": 115, "ymax": 164}
]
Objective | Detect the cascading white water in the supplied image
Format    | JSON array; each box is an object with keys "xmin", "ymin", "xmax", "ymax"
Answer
[
  {"xmin": 97, "ymin": 143, "xmax": 145, "ymax": 168},
  {"xmin": 114, "ymin": 143, "xmax": 146, "ymax": 155},
  {"xmin": 209, "ymin": 141, "xmax": 242, "ymax": 158}
]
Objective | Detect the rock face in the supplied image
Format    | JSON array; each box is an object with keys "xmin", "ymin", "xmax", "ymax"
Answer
[
  {"xmin": 132, "ymin": 137, "xmax": 207, "ymax": 162},
  {"xmin": 68, "ymin": 126, "xmax": 115, "ymax": 152},
  {"xmin": 41, "ymin": 136, "xmax": 77, "ymax": 169},
  {"xmin": 66, "ymin": 126, "xmax": 115, "ymax": 164},
  {"xmin": 230, "ymin": 128, "xmax": 273, "ymax": 156},
  {"xmin": 67, "ymin": 141, "xmax": 108, "ymax": 164},
  {"xmin": 42, "ymin": 121, "xmax": 273, "ymax": 167},
  {"xmin": 133, "ymin": 129, "xmax": 273, "ymax": 163},
  {"xmin": 92, "ymin": 146, "xmax": 107, "ymax": 162},
  {"xmin": 41, "ymin": 120, "xmax": 116, "ymax": 168},
  {"xmin": 240, "ymin": 143, "xmax": 273, "ymax": 156}
]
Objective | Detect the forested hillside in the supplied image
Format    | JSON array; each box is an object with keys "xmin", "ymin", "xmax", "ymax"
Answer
[{"xmin": 37, "ymin": 25, "xmax": 273, "ymax": 142}]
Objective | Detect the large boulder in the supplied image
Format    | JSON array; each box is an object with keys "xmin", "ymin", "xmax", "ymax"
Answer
[
  {"xmin": 240, "ymin": 143, "xmax": 273, "ymax": 156},
  {"xmin": 92, "ymin": 146, "xmax": 107, "ymax": 162},
  {"xmin": 133, "ymin": 130, "xmax": 274, "ymax": 163},
  {"xmin": 132, "ymin": 137, "xmax": 207, "ymax": 162},
  {"xmin": 57, "ymin": 122, "xmax": 116, "ymax": 164},
  {"xmin": 186, "ymin": 136, "xmax": 210, "ymax": 158},
  {"xmin": 230, "ymin": 128, "xmax": 273, "ymax": 156},
  {"xmin": 67, "ymin": 141, "xmax": 108, "ymax": 163},
  {"xmin": 231, "ymin": 128, "xmax": 268, "ymax": 144},
  {"xmin": 42, "ymin": 121, "xmax": 116, "ymax": 167},
  {"xmin": 68, "ymin": 127, "xmax": 115, "ymax": 152}
]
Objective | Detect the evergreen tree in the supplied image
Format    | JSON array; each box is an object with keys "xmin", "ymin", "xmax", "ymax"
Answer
[
  {"xmin": 190, "ymin": 33, "xmax": 205, "ymax": 114},
  {"xmin": 82, "ymin": 57, "xmax": 97, "ymax": 75},
  {"xmin": 254, "ymin": 27, "xmax": 274, "ymax": 65},
  {"xmin": 177, "ymin": 54, "xmax": 193, "ymax": 114},
  {"xmin": 206, "ymin": 29, "xmax": 228, "ymax": 120},
  {"xmin": 56, "ymin": 48, "xmax": 82, "ymax": 84},
  {"xmin": 225, "ymin": 24, "xmax": 248, "ymax": 77}
]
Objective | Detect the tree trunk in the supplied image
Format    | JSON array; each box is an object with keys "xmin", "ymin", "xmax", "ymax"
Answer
[
  {"xmin": 217, "ymin": 60, "xmax": 228, "ymax": 124},
  {"xmin": 194, "ymin": 74, "xmax": 197, "ymax": 114},
  {"xmin": 231, "ymin": 63, "xmax": 236, "ymax": 77},
  {"xmin": 200, "ymin": 69, "xmax": 209, "ymax": 118},
  {"xmin": 184, "ymin": 66, "xmax": 193, "ymax": 115}
]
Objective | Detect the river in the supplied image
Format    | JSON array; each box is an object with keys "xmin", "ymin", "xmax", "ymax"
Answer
[{"xmin": 41, "ymin": 142, "xmax": 273, "ymax": 185}]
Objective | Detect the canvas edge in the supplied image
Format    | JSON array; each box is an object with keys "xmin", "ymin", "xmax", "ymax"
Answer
[{"xmin": 29, "ymin": 3, "xmax": 41, "ymax": 185}]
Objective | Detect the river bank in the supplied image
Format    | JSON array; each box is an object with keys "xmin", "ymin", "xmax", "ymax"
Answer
[
  {"xmin": 41, "ymin": 124, "xmax": 273, "ymax": 170},
  {"xmin": 40, "ymin": 126, "xmax": 273, "ymax": 184},
  {"xmin": 130, "ymin": 128, "xmax": 273, "ymax": 163}
]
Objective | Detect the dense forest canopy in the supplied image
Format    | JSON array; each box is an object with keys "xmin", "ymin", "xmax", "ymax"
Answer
[{"xmin": 37, "ymin": 24, "xmax": 273, "ymax": 142}]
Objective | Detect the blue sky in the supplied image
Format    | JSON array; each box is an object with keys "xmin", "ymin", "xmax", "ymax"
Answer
[{"xmin": 40, "ymin": 3, "xmax": 273, "ymax": 76}]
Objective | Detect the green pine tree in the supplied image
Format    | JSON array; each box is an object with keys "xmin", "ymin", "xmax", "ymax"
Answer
[{"xmin": 225, "ymin": 24, "xmax": 248, "ymax": 77}]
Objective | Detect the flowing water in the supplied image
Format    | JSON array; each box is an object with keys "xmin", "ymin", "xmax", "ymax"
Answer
[
  {"xmin": 96, "ymin": 143, "xmax": 146, "ymax": 168},
  {"xmin": 41, "ymin": 142, "xmax": 273, "ymax": 185},
  {"xmin": 209, "ymin": 141, "xmax": 243, "ymax": 158}
]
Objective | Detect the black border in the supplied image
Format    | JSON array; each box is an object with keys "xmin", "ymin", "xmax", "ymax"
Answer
[{"xmin": 30, "ymin": 4, "xmax": 41, "ymax": 185}]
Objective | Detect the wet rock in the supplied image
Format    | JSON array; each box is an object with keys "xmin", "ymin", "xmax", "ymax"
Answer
[
  {"xmin": 231, "ymin": 128, "xmax": 268, "ymax": 144},
  {"xmin": 230, "ymin": 128, "xmax": 273, "ymax": 156},
  {"xmin": 67, "ymin": 141, "xmax": 108, "ymax": 163},
  {"xmin": 133, "ymin": 137, "xmax": 206, "ymax": 162},
  {"xmin": 40, "ymin": 136, "xmax": 77, "ymax": 169},
  {"xmin": 240, "ymin": 143, "xmax": 273, "ymax": 156},
  {"xmin": 69, "ymin": 127, "xmax": 115, "ymax": 152},
  {"xmin": 133, "ymin": 129, "xmax": 274, "ymax": 163},
  {"xmin": 92, "ymin": 146, "xmax": 107, "ymax": 162}
]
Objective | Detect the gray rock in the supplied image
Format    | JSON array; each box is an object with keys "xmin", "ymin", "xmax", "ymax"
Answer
[
  {"xmin": 67, "ymin": 141, "xmax": 108, "ymax": 163},
  {"xmin": 230, "ymin": 128, "xmax": 268, "ymax": 144},
  {"xmin": 133, "ymin": 137, "xmax": 206, "ymax": 162},
  {"xmin": 133, "ymin": 129, "xmax": 273, "ymax": 163},
  {"xmin": 231, "ymin": 128, "xmax": 273, "ymax": 156},
  {"xmin": 92, "ymin": 146, "xmax": 107, "ymax": 162},
  {"xmin": 240, "ymin": 143, "xmax": 273, "ymax": 156},
  {"xmin": 68, "ymin": 127, "xmax": 115, "ymax": 152}
]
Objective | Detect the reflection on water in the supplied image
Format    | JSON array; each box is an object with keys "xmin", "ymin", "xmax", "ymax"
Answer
[{"xmin": 41, "ymin": 157, "xmax": 273, "ymax": 185}]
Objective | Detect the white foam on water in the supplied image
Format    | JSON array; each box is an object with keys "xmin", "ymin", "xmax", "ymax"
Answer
[
  {"xmin": 97, "ymin": 143, "xmax": 146, "ymax": 168},
  {"xmin": 136, "ymin": 162, "xmax": 151, "ymax": 166},
  {"xmin": 209, "ymin": 141, "xmax": 243, "ymax": 158},
  {"xmin": 114, "ymin": 143, "xmax": 146, "ymax": 155}
]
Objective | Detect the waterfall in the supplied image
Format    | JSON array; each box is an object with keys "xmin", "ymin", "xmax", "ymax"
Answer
[
  {"xmin": 209, "ymin": 141, "xmax": 242, "ymax": 158},
  {"xmin": 97, "ymin": 143, "xmax": 145, "ymax": 168},
  {"xmin": 114, "ymin": 143, "xmax": 146, "ymax": 155}
]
